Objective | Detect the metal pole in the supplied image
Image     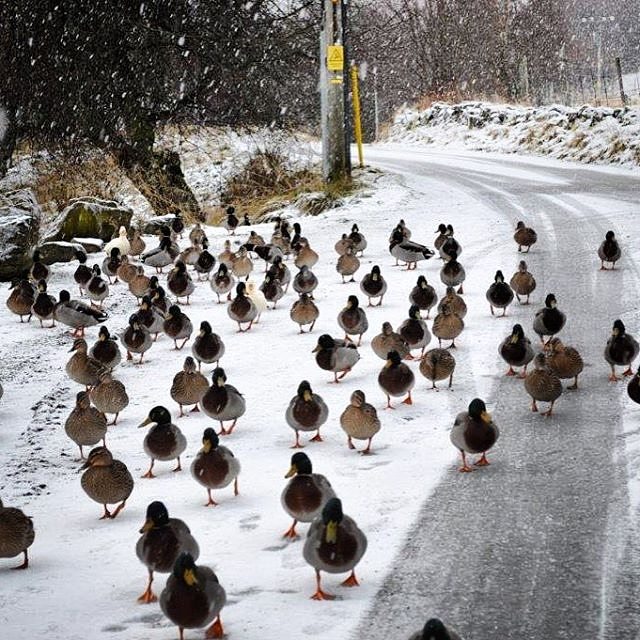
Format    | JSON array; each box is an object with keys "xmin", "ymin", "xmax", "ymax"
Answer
[
  {"xmin": 341, "ymin": 0, "xmax": 352, "ymax": 175},
  {"xmin": 615, "ymin": 57, "xmax": 627, "ymax": 106},
  {"xmin": 373, "ymin": 65, "xmax": 379, "ymax": 141},
  {"xmin": 350, "ymin": 64, "xmax": 364, "ymax": 168}
]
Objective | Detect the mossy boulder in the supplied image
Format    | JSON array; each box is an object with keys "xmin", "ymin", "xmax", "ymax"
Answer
[
  {"xmin": 0, "ymin": 189, "xmax": 42, "ymax": 281},
  {"xmin": 45, "ymin": 197, "xmax": 132, "ymax": 243}
]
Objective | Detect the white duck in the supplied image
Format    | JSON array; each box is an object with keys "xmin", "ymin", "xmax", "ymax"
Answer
[
  {"xmin": 104, "ymin": 226, "xmax": 131, "ymax": 256},
  {"xmin": 245, "ymin": 281, "xmax": 268, "ymax": 324}
]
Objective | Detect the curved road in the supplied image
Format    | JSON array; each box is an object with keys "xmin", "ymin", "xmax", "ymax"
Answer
[{"xmin": 355, "ymin": 146, "xmax": 640, "ymax": 640}]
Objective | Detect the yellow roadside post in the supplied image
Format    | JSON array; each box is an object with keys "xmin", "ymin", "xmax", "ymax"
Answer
[{"xmin": 350, "ymin": 64, "xmax": 364, "ymax": 168}]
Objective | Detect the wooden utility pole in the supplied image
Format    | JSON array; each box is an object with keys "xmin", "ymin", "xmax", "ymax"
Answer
[{"xmin": 615, "ymin": 58, "xmax": 627, "ymax": 106}]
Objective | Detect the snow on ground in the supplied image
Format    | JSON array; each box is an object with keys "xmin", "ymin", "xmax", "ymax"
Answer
[{"xmin": 386, "ymin": 101, "xmax": 640, "ymax": 168}]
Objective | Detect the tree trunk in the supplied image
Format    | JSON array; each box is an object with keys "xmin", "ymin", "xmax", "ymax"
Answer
[{"xmin": 0, "ymin": 108, "xmax": 17, "ymax": 178}]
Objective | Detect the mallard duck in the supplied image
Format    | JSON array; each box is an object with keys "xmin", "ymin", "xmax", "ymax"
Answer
[
  {"xmin": 294, "ymin": 237, "xmax": 319, "ymax": 269},
  {"xmin": 450, "ymin": 398, "xmax": 499, "ymax": 472},
  {"xmin": 86, "ymin": 264, "xmax": 109, "ymax": 308},
  {"xmin": 389, "ymin": 227, "xmax": 434, "ymax": 270},
  {"xmin": 272, "ymin": 221, "xmax": 292, "ymax": 257},
  {"xmin": 337, "ymin": 295, "xmax": 369, "ymax": 346},
  {"xmin": 434, "ymin": 223, "xmax": 448, "ymax": 252},
  {"xmin": 218, "ymin": 239, "xmax": 236, "ymax": 269},
  {"xmin": 409, "ymin": 275, "xmax": 438, "ymax": 318},
  {"xmin": 55, "ymin": 290, "xmax": 108, "ymax": 337},
  {"xmin": 419, "ymin": 348, "xmax": 456, "ymax": 390},
  {"xmin": 285, "ymin": 381, "xmax": 329, "ymax": 448},
  {"xmin": 201, "ymin": 368, "xmax": 246, "ymax": 435},
  {"xmin": 160, "ymin": 552, "xmax": 227, "ymax": 640},
  {"xmin": 102, "ymin": 247, "xmax": 122, "ymax": 284},
  {"xmin": 136, "ymin": 501, "xmax": 200, "ymax": 604},
  {"xmin": 104, "ymin": 226, "xmax": 131, "ymax": 256},
  {"xmin": 437, "ymin": 286, "xmax": 467, "ymax": 319},
  {"xmin": 64, "ymin": 391, "xmax": 107, "ymax": 458},
  {"xmin": 171, "ymin": 357, "xmax": 209, "ymax": 416},
  {"xmin": 486, "ymin": 270, "xmax": 514, "ymax": 316},
  {"xmin": 136, "ymin": 295, "xmax": 164, "ymax": 340},
  {"xmin": 0, "ymin": 498, "xmax": 35, "ymax": 570},
  {"xmin": 142, "ymin": 235, "xmax": 175, "ymax": 273},
  {"xmin": 247, "ymin": 229, "xmax": 265, "ymax": 247},
  {"xmin": 313, "ymin": 334, "xmax": 360, "ymax": 382},
  {"xmin": 439, "ymin": 250, "xmax": 465, "ymax": 294},
  {"xmin": 379, "ymin": 350, "xmax": 415, "ymax": 408},
  {"xmin": 335, "ymin": 233, "xmax": 355, "ymax": 257},
  {"xmin": 122, "ymin": 314, "xmax": 153, "ymax": 363},
  {"xmin": 194, "ymin": 238, "xmax": 215, "ymax": 280},
  {"xmin": 73, "ymin": 250, "xmax": 92, "ymax": 295},
  {"xmin": 291, "ymin": 222, "xmax": 303, "ymax": 250},
  {"xmin": 408, "ymin": 618, "xmax": 463, "ymax": 640},
  {"xmin": 432, "ymin": 303, "xmax": 464, "ymax": 349},
  {"xmin": 231, "ymin": 246, "xmax": 253, "ymax": 280},
  {"xmin": 598, "ymin": 230, "xmax": 621, "ymax": 270},
  {"xmin": 138, "ymin": 406, "xmax": 187, "ymax": 477},
  {"xmin": 167, "ymin": 260, "xmax": 195, "ymax": 304},
  {"xmin": 605, "ymin": 319, "xmax": 639, "ymax": 381},
  {"xmin": 510, "ymin": 260, "xmax": 536, "ymax": 304},
  {"xmin": 260, "ymin": 273, "xmax": 284, "ymax": 308},
  {"xmin": 359, "ymin": 265, "xmax": 387, "ymax": 306},
  {"xmin": 371, "ymin": 322, "xmax": 411, "ymax": 361},
  {"xmin": 293, "ymin": 264, "xmax": 319, "ymax": 297},
  {"xmin": 439, "ymin": 225, "xmax": 462, "ymax": 262},
  {"xmin": 191, "ymin": 428, "xmax": 240, "ymax": 506},
  {"xmin": 129, "ymin": 228, "xmax": 146, "ymax": 256},
  {"xmin": 129, "ymin": 266, "xmax": 151, "ymax": 302},
  {"xmin": 349, "ymin": 223, "xmax": 367, "ymax": 256},
  {"xmin": 498, "ymin": 324, "xmax": 534, "ymax": 377},
  {"xmin": 533, "ymin": 294, "xmax": 566, "ymax": 344},
  {"xmin": 628, "ymin": 369, "xmax": 640, "ymax": 405},
  {"xmin": 544, "ymin": 337, "xmax": 583, "ymax": 390},
  {"xmin": 66, "ymin": 338, "xmax": 107, "ymax": 387},
  {"xmin": 80, "ymin": 446, "xmax": 134, "ymax": 519},
  {"xmin": 227, "ymin": 282, "xmax": 258, "ymax": 332},
  {"xmin": 223, "ymin": 205, "xmax": 238, "ymax": 234},
  {"xmin": 172, "ymin": 213, "xmax": 185, "ymax": 237},
  {"xmin": 189, "ymin": 223, "xmax": 207, "ymax": 247},
  {"xmin": 192, "ymin": 321, "xmax": 225, "ymax": 371},
  {"xmin": 339, "ymin": 390, "xmax": 381, "ymax": 453},
  {"xmin": 116, "ymin": 255, "xmax": 137, "ymax": 284},
  {"xmin": 514, "ymin": 221, "xmax": 537, "ymax": 252},
  {"xmin": 164, "ymin": 305, "xmax": 193, "ymax": 350},
  {"xmin": 390, "ymin": 218, "xmax": 411, "ymax": 242},
  {"xmin": 245, "ymin": 242, "xmax": 284, "ymax": 268},
  {"xmin": 31, "ymin": 279, "xmax": 56, "ymax": 328},
  {"xmin": 524, "ymin": 353, "xmax": 562, "ymax": 416},
  {"xmin": 90, "ymin": 371, "xmax": 129, "ymax": 425},
  {"xmin": 303, "ymin": 497, "xmax": 367, "ymax": 600},
  {"xmin": 210, "ymin": 263, "xmax": 236, "ymax": 303},
  {"xmin": 398, "ymin": 305, "xmax": 431, "ymax": 356},
  {"xmin": 29, "ymin": 249, "xmax": 49, "ymax": 283},
  {"xmin": 281, "ymin": 452, "xmax": 335, "ymax": 539},
  {"xmin": 290, "ymin": 293, "xmax": 319, "ymax": 333},
  {"xmin": 245, "ymin": 281, "xmax": 268, "ymax": 323},
  {"xmin": 336, "ymin": 245, "xmax": 360, "ymax": 283},
  {"xmin": 151, "ymin": 285, "xmax": 168, "ymax": 315},
  {"xmin": 178, "ymin": 241, "xmax": 201, "ymax": 267},
  {"xmin": 6, "ymin": 279, "xmax": 35, "ymax": 322}
]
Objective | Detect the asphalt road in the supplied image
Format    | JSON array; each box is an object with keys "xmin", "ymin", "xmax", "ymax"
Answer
[{"xmin": 355, "ymin": 147, "xmax": 640, "ymax": 640}]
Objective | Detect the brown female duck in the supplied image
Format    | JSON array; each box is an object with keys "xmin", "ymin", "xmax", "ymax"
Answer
[
  {"xmin": 290, "ymin": 293, "xmax": 319, "ymax": 333},
  {"xmin": 524, "ymin": 353, "xmax": 562, "ymax": 416},
  {"xmin": 6, "ymin": 279, "xmax": 35, "ymax": 322},
  {"xmin": 514, "ymin": 220, "xmax": 537, "ymax": 252},
  {"xmin": 65, "ymin": 391, "xmax": 107, "ymax": 458},
  {"xmin": 544, "ymin": 337, "xmax": 584, "ymax": 389},
  {"xmin": 510, "ymin": 260, "xmax": 536, "ymax": 304},
  {"xmin": 398, "ymin": 305, "xmax": 431, "ymax": 356},
  {"xmin": 90, "ymin": 371, "xmax": 129, "ymax": 425},
  {"xmin": 210, "ymin": 262, "xmax": 236, "ymax": 303},
  {"xmin": 66, "ymin": 338, "xmax": 107, "ymax": 387},
  {"xmin": 419, "ymin": 348, "xmax": 456, "ymax": 390},
  {"xmin": 0, "ymin": 498, "xmax": 35, "ymax": 569},
  {"xmin": 170, "ymin": 357, "xmax": 209, "ymax": 416},
  {"xmin": 164, "ymin": 305, "xmax": 193, "ymax": 350},
  {"xmin": 339, "ymin": 390, "xmax": 381, "ymax": 454},
  {"xmin": 371, "ymin": 322, "xmax": 411, "ymax": 361}
]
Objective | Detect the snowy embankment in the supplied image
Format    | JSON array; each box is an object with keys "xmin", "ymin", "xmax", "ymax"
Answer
[{"xmin": 386, "ymin": 102, "xmax": 640, "ymax": 168}]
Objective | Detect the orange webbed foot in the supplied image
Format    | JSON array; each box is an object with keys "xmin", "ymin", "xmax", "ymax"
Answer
[{"xmin": 310, "ymin": 589, "xmax": 335, "ymax": 601}]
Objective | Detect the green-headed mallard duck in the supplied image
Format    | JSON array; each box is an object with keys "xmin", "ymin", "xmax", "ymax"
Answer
[
  {"xmin": 439, "ymin": 250, "xmax": 465, "ymax": 294},
  {"xmin": 201, "ymin": 368, "xmax": 246, "ymax": 435},
  {"xmin": 313, "ymin": 334, "xmax": 360, "ymax": 383},
  {"xmin": 419, "ymin": 348, "xmax": 456, "ymax": 390},
  {"xmin": 224, "ymin": 205, "xmax": 238, "ymax": 234},
  {"xmin": 80, "ymin": 446, "xmax": 134, "ymax": 519},
  {"xmin": 434, "ymin": 223, "xmax": 448, "ymax": 252},
  {"xmin": 167, "ymin": 260, "xmax": 195, "ymax": 304},
  {"xmin": 6, "ymin": 279, "xmax": 35, "ymax": 322},
  {"xmin": 191, "ymin": 428, "xmax": 240, "ymax": 506},
  {"xmin": 160, "ymin": 552, "xmax": 227, "ymax": 640},
  {"xmin": 86, "ymin": 264, "xmax": 109, "ymax": 309},
  {"xmin": 360, "ymin": 265, "xmax": 387, "ymax": 307},
  {"xmin": 56, "ymin": 290, "xmax": 108, "ymax": 338},
  {"xmin": 227, "ymin": 282, "xmax": 257, "ymax": 332},
  {"xmin": 210, "ymin": 263, "xmax": 235, "ymax": 304},
  {"xmin": 398, "ymin": 305, "xmax": 431, "ymax": 356},
  {"xmin": 510, "ymin": 260, "xmax": 536, "ymax": 305},
  {"xmin": 151, "ymin": 285, "xmax": 168, "ymax": 315},
  {"xmin": 231, "ymin": 245, "xmax": 253, "ymax": 280},
  {"xmin": 90, "ymin": 371, "xmax": 129, "ymax": 425},
  {"xmin": 605, "ymin": 319, "xmax": 639, "ymax": 381},
  {"xmin": 164, "ymin": 305, "xmax": 193, "ymax": 350},
  {"xmin": 64, "ymin": 391, "xmax": 107, "ymax": 458},
  {"xmin": 290, "ymin": 293, "xmax": 319, "ymax": 334},
  {"xmin": 433, "ymin": 302, "xmax": 464, "ymax": 349},
  {"xmin": 339, "ymin": 390, "xmax": 381, "ymax": 454},
  {"xmin": 267, "ymin": 255, "xmax": 291, "ymax": 292},
  {"xmin": 129, "ymin": 266, "xmax": 151, "ymax": 302},
  {"xmin": 524, "ymin": 353, "xmax": 562, "ymax": 416},
  {"xmin": 136, "ymin": 295, "xmax": 164, "ymax": 340},
  {"xmin": 371, "ymin": 322, "xmax": 411, "ymax": 361},
  {"xmin": 390, "ymin": 218, "xmax": 411, "ymax": 242},
  {"xmin": 138, "ymin": 406, "xmax": 187, "ymax": 478},
  {"xmin": 136, "ymin": 501, "xmax": 199, "ymax": 604},
  {"xmin": 282, "ymin": 452, "xmax": 335, "ymax": 539},
  {"xmin": 408, "ymin": 618, "xmax": 463, "ymax": 640},
  {"xmin": 31, "ymin": 279, "xmax": 56, "ymax": 328},
  {"xmin": 0, "ymin": 498, "xmax": 35, "ymax": 570},
  {"xmin": 192, "ymin": 321, "xmax": 225, "ymax": 370},
  {"xmin": 498, "ymin": 324, "xmax": 534, "ymax": 377},
  {"xmin": 450, "ymin": 398, "xmax": 499, "ymax": 472},
  {"xmin": 172, "ymin": 213, "xmax": 185, "ymax": 237},
  {"xmin": 260, "ymin": 273, "xmax": 285, "ymax": 309},
  {"xmin": 337, "ymin": 295, "xmax": 369, "ymax": 346},
  {"xmin": 73, "ymin": 250, "xmax": 92, "ymax": 295},
  {"xmin": 293, "ymin": 264, "xmax": 318, "ymax": 297},
  {"xmin": 409, "ymin": 275, "xmax": 438, "ymax": 318},
  {"xmin": 285, "ymin": 381, "xmax": 329, "ymax": 448},
  {"xmin": 439, "ymin": 225, "xmax": 462, "ymax": 262},
  {"xmin": 294, "ymin": 237, "xmax": 319, "ymax": 269},
  {"xmin": 102, "ymin": 247, "xmax": 122, "ymax": 284},
  {"xmin": 66, "ymin": 338, "xmax": 107, "ymax": 387},
  {"xmin": 194, "ymin": 238, "xmax": 215, "ymax": 280},
  {"xmin": 336, "ymin": 245, "xmax": 360, "ymax": 283},
  {"xmin": 171, "ymin": 356, "xmax": 209, "ymax": 417},
  {"xmin": 389, "ymin": 227, "xmax": 434, "ymax": 270},
  {"xmin": 533, "ymin": 294, "xmax": 566, "ymax": 344},
  {"xmin": 544, "ymin": 337, "xmax": 584, "ymax": 390},
  {"xmin": 598, "ymin": 230, "xmax": 621, "ymax": 270},
  {"xmin": 121, "ymin": 314, "xmax": 153, "ymax": 363},
  {"xmin": 514, "ymin": 220, "xmax": 537, "ymax": 252},
  {"xmin": 116, "ymin": 254, "xmax": 137, "ymax": 284},
  {"xmin": 349, "ymin": 223, "xmax": 367, "ymax": 256},
  {"xmin": 486, "ymin": 270, "xmax": 514, "ymax": 316},
  {"xmin": 29, "ymin": 249, "xmax": 49, "ymax": 283},
  {"xmin": 628, "ymin": 369, "xmax": 640, "ymax": 405},
  {"xmin": 303, "ymin": 497, "xmax": 368, "ymax": 600},
  {"xmin": 378, "ymin": 350, "xmax": 415, "ymax": 408},
  {"xmin": 142, "ymin": 235, "xmax": 174, "ymax": 273}
]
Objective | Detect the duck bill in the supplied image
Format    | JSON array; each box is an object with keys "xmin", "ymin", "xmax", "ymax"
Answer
[
  {"xmin": 325, "ymin": 520, "xmax": 338, "ymax": 544},
  {"xmin": 139, "ymin": 519, "xmax": 154, "ymax": 534},
  {"xmin": 481, "ymin": 411, "xmax": 492, "ymax": 424},
  {"xmin": 303, "ymin": 391, "xmax": 312, "ymax": 402},
  {"xmin": 137, "ymin": 417, "xmax": 154, "ymax": 429},
  {"xmin": 183, "ymin": 568, "xmax": 199, "ymax": 586},
  {"xmin": 284, "ymin": 465, "xmax": 297, "ymax": 479},
  {"xmin": 312, "ymin": 345, "xmax": 320, "ymax": 353},
  {"xmin": 202, "ymin": 440, "xmax": 212, "ymax": 454}
]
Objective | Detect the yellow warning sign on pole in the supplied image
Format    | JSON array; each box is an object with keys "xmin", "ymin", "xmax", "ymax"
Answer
[{"xmin": 327, "ymin": 45, "xmax": 344, "ymax": 71}]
